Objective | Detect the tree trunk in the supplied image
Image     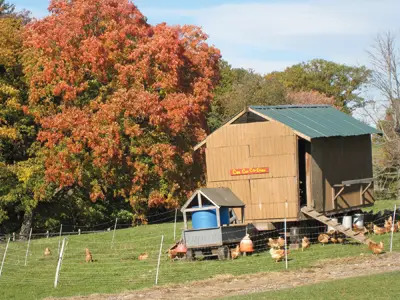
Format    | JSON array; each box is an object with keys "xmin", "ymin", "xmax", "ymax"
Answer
[{"xmin": 19, "ymin": 210, "xmax": 33, "ymax": 240}]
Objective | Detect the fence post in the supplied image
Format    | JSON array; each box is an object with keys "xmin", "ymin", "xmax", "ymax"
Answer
[
  {"xmin": 12, "ymin": 232, "xmax": 15, "ymax": 241},
  {"xmin": 57, "ymin": 224, "xmax": 63, "ymax": 255},
  {"xmin": 46, "ymin": 230, "xmax": 49, "ymax": 239},
  {"xmin": 284, "ymin": 201, "xmax": 288, "ymax": 270},
  {"xmin": 54, "ymin": 238, "xmax": 66, "ymax": 288},
  {"xmin": 111, "ymin": 218, "xmax": 118, "ymax": 249},
  {"xmin": 24, "ymin": 228, "xmax": 33, "ymax": 266},
  {"xmin": 155, "ymin": 235, "xmax": 164, "ymax": 285},
  {"xmin": 78, "ymin": 229, "xmax": 81, "ymax": 235},
  {"xmin": 0, "ymin": 237, "xmax": 10, "ymax": 277},
  {"xmin": 173, "ymin": 208, "xmax": 178, "ymax": 241},
  {"xmin": 390, "ymin": 204, "xmax": 397, "ymax": 252}
]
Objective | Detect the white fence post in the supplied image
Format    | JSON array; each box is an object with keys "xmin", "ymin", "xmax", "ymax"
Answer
[
  {"xmin": 284, "ymin": 201, "xmax": 288, "ymax": 270},
  {"xmin": 46, "ymin": 230, "xmax": 49, "ymax": 239},
  {"xmin": 173, "ymin": 208, "xmax": 177, "ymax": 241},
  {"xmin": 155, "ymin": 235, "xmax": 164, "ymax": 285},
  {"xmin": 0, "ymin": 237, "xmax": 10, "ymax": 277},
  {"xmin": 54, "ymin": 238, "xmax": 66, "ymax": 288},
  {"xmin": 390, "ymin": 204, "xmax": 397, "ymax": 252},
  {"xmin": 111, "ymin": 218, "xmax": 118, "ymax": 249},
  {"xmin": 78, "ymin": 229, "xmax": 81, "ymax": 235},
  {"xmin": 12, "ymin": 232, "xmax": 15, "ymax": 241},
  {"xmin": 57, "ymin": 224, "xmax": 63, "ymax": 255},
  {"xmin": 24, "ymin": 228, "xmax": 33, "ymax": 266}
]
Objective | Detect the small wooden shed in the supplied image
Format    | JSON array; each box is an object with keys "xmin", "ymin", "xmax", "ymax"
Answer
[
  {"xmin": 181, "ymin": 187, "xmax": 245, "ymax": 229},
  {"xmin": 195, "ymin": 105, "xmax": 381, "ymax": 226}
]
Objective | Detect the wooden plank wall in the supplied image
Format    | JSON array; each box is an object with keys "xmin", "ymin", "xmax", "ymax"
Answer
[
  {"xmin": 311, "ymin": 135, "xmax": 374, "ymax": 213},
  {"xmin": 205, "ymin": 121, "xmax": 299, "ymax": 221}
]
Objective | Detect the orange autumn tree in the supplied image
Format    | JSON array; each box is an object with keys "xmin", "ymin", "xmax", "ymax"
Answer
[{"xmin": 23, "ymin": 0, "xmax": 220, "ymax": 219}]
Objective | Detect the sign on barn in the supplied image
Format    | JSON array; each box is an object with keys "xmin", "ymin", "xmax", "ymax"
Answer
[{"xmin": 230, "ymin": 167, "xmax": 269, "ymax": 176}]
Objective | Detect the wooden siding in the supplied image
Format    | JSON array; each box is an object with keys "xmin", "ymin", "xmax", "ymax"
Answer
[
  {"xmin": 206, "ymin": 121, "xmax": 293, "ymax": 148},
  {"xmin": 205, "ymin": 121, "xmax": 298, "ymax": 221},
  {"xmin": 311, "ymin": 135, "xmax": 374, "ymax": 213}
]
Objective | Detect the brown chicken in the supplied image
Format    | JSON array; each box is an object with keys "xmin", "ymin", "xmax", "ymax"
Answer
[
  {"xmin": 368, "ymin": 240, "xmax": 384, "ymax": 255},
  {"xmin": 330, "ymin": 237, "xmax": 338, "ymax": 244},
  {"xmin": 384, "ymin": 217, "xmax": 398, "ymax": 233},
  {"xmin": 318, "ymin": 233, "xmax": 330, "ymax": 245},
  {"xmin": 373, "ymin": 224, "xmax": 387, "ymax": 235},
  {"xmin": 85, "ymin": 248, "xmax": 93, "ymax": 262},
  {"xmin": 277, "ymin": 237, "xmax": 285, "ymax": 248},
  {"xmin": 337, "ymin": 237, "xmax": 345, "ymax": 244},
  {"xmin": 301, "ymin": 237, "xmax": 310, "ymax": 251},
  {"xmin": 353, "ymin": 224, "xmax": 368, "ymax": 234},
  {"xmin": 269, "ymin": 247, "xmax": 288, "ymax": 262},
  {"xmin": 365, "ymin": 223, "xmax": 374, "ymax": 235},
  {"xmin": 268, "ymin": 238, "xmax": 283, "ymax": 249},
  {"xmin": 328, "ymin": 230, "xmax": 338, "ymax": 243},
  {"xmin": 389, "ymin": 224, "xmax": 399, "ymax": 233},
  {"xmin": 327, "ymin": 229, "xmax": 337, "ymax": 236},
  {"xmin": 44, "ymin": 247, "xmax": 51, "ymax": 256},
  {"xmin": 138, "ymin": 253, "xmax": 149, "ymax": 260},
  {"xmin": 168, "ymin": 248, "xmax": 178, "ymax": 260},
  {"xmin": 384, "ymin": 218, "xmax": 392, "ymax": 233},
  {"xmin": 231, "ymin": 245, "xmax": 241, "ymax": 259}
]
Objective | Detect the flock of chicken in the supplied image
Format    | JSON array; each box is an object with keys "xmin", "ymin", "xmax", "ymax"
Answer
[
  {"xmin": 232, "ymin": 216, "xmax": 397, "ymax": 262},
  {"xmin": 39, "ymin": 216, "xmax": 396, "ymax": 264},
  {"xmin": 42, "ymin": 246, "xmax": 149, "ymax": 262}
]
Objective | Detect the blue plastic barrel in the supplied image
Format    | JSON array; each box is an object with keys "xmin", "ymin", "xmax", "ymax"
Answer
[
  {"xmin": 192, "ymin": 206, "xmax": 230, "ymax": 229},
  {"xmin": 220, "ymin": 207, "xmax": 230, "ymax": 225}
]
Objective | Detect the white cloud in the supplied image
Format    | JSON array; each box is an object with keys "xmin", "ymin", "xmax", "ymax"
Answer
[
  {"xmin": 143, "ymin": 0, "xmax": 400, "ymax": 73},
  {"xmin": 222, "ymin": 57, "xmax": 297, "ymax": 74}
]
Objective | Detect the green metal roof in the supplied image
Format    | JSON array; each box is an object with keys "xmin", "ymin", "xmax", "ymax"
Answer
[{"xmin": 249, "ymin": 105, "xmax": 381, "ymax": 139}]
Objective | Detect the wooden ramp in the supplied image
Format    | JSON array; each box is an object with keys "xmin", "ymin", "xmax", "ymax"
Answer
[{"xmin": 301, "ymin": 207, "xmax": 372, "ymax": 245}]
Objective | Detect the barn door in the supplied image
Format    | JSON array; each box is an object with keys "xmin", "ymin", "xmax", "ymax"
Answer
[{"xmin": 298, "ymin": 138, "xmax": 311, "ymax": 208}]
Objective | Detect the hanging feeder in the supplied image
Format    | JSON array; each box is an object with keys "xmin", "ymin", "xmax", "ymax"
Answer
[
  {"xmin": 176, "ymin": 242, "xmax": 187, "ymax": 254},
  {"xmin": 239, "ymin": 234, "xmax": 254, "ymax": 253}
]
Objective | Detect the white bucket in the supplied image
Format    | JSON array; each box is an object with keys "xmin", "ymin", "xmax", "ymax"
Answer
[
  {"xmin": 328, "ymin": 218, "xmax": 338, "ymax": 232},
  {"xmin": 342, "ymin": 216, "xmax": 352, "ymax": 229},
  {"xmin": 353, "ymin": 213, "xmax": 364, "ymax": 228}
]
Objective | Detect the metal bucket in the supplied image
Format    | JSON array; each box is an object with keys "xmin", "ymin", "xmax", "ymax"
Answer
[
  {"xmin": 328, "ymin": 218, "xmax": 338, "ymax": 232},
  {"xmin": 342, "ymin": 216, "xmax": 352, "ymax": 229},
  {"xmin": 353, "ymin": 213, "xmax": 364, "ymax": 228}
]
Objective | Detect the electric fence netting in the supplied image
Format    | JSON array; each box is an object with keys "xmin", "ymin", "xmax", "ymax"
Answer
[{"xmin": 0, "ymin": 206, "xmax": 399, "ymax": 297}]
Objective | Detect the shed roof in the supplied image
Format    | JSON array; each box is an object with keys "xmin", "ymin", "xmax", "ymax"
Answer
[
  {"xmin": 182, "ymin": 187, "xmax": 245, "ymax": 211},
  {"xmin": 199, "ymin": 187, "xmax": 245, "ymax": 207},
  {"xmin": 249, "ymin": 105, "xmax": 381, "ymax": 139}
]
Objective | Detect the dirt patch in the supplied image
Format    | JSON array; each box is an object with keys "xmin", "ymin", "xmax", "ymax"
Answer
[{"xmin": 55, "ymin": 253, "xmax": 400, "ymax": 300}]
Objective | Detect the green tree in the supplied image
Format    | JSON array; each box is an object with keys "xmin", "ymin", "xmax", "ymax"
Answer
[
  {"xmin": 208, "ymin": 60, "xmax": 288, "ymax": 131},
  {"xmin": 0, "ymin": 13, "xmax": 50, "ymax": 236},
  {"xmin": 23, "ymin": 0, "xmax": 220, "ymax": 222},
  {"xmin": 267, "ymin": 59, "xmax": 371, "ymax": 111}
]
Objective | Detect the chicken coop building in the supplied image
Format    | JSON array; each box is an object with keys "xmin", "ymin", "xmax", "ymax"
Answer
[{"xmin": 195, "ymin": 105, "xmax": 381, "ymax": 227}]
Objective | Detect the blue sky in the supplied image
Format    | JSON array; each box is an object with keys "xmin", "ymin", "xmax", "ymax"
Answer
[
  {"xmin": 10, "ymin": 0, "xmax": 400, "ymax": 122},
  {"xmin": 11, "ymin": 0, "xmax": 400, "ymax": 74}
]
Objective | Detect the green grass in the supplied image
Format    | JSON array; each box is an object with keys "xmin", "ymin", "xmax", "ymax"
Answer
[
  {"xmin": 362, "ymin": 199, "xmax": 400, "ymax": 214},
  {"xmin": 226, "ymin": 271, "xmax": 400, "ymax": 300},
  {"xmin": 0, "ymin": 222, "xmax": 400, "ymax": 300}
]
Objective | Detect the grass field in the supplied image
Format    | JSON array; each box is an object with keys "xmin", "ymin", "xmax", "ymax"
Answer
[
  {"xmin": 362, "ymin": 199, "xmax": 400, "ymax": 214},
  {"xmin": 227, "ymin": 271, "xmax": 400, "ymax": 300},
  {"xmin": 0, "ymin": 218, "xmax": 400, "ymax": 300}
]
